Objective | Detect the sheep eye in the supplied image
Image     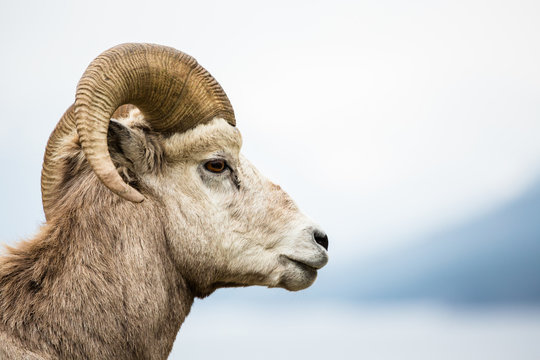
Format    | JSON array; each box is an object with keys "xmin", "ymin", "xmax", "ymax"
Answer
[{"xmin": 204, "ymin": 159, "xmax": 227, "ymax": 173}]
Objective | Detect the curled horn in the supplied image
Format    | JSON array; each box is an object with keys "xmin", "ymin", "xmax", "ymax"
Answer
[
  {"xmin": 41, "ymin": 43, "xmax": 235, "ymax": 219},
  {"xmin": 41, "ymin": 105, "xmax": 76, "ymax": 220}
]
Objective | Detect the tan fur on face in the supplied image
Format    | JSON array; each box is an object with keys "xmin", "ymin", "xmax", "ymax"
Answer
[
  {"xmin": 162, "ymin": 117, "xmax": 242, "ymax": 161},
  {"xmin": 0, "ymin": 113, "xmax": 327, "ymax": 359},
  {"xmin": 143, "ymin": 118, "xmax": 328, "ymax": 295}
]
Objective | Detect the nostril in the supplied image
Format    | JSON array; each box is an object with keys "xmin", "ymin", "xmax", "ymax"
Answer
[{"xmin": 313, "ymin": 231, "xmax": 329, "ymax": 251}]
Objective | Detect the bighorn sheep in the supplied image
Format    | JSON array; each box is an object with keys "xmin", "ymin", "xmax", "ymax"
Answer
[{"xmin": 0, "ymin": 43, "xmax": 329, "ymax": 359}]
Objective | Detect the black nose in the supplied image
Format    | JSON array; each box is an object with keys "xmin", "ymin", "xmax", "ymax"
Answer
[{"xmin": 314, "ymin": 231, "xmax": 329, "ymax": 251}]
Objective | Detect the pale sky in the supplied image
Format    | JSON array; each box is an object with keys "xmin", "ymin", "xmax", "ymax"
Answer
[{"xmin": 1, "ymin": 0, "xmax": 540, "ymax": 260}]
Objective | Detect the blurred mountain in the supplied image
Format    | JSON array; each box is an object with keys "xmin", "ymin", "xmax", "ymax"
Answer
[{"xmin": 329, "ymin": 179, "xmax": 540, "ymax": 305}]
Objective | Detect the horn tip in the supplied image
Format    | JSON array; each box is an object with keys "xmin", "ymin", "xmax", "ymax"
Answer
[{"xmin": 123, "ymin": 187, "xmax": 145, "ymax": 203}]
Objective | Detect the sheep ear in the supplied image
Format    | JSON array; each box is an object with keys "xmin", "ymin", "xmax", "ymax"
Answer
[
  {"xmin": 107, "ymin": 119, "xmax": 144, "ymax": 172},
  {"xmin": 107, "ymin": 119, "xmax": 162, "ymax": 175}
]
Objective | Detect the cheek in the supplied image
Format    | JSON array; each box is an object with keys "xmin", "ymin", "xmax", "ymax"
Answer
[{"xmin": 224, "ymin": 198, "xmax": 290, "ymax": 254}]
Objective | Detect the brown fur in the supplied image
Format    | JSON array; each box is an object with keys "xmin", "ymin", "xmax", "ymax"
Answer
[{"xmin": 0, "ymin": 135, "xmax": 191, "ymax": 358}]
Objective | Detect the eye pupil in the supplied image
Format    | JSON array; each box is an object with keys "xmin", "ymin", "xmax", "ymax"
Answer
[{"xmin": 205, "ymin": 160, "xmax": 226, "ymax": 173}]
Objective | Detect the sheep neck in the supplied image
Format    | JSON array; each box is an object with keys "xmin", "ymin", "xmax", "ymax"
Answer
[{"xmin": 0, "ymin": 196, "xmax": 194, "ymax": 359}]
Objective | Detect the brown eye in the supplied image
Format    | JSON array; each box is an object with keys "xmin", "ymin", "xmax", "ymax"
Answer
[{"xmin": 204, "ymin": 159, "xmax": 227, "ymax": 173}]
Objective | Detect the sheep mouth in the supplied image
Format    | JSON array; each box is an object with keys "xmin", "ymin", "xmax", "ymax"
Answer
[
  {"xmin": 281, "ymin": 256, "xmax": 320, "ymax": 272},
  {"xmin": 277, "ymin": 255, "xmax": 320, "ymax": 291}
]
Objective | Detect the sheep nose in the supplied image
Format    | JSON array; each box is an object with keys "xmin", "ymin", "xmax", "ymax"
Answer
[{"xmin": 313, "ymin": 231, "xmax": 329, "ymax": 251}]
